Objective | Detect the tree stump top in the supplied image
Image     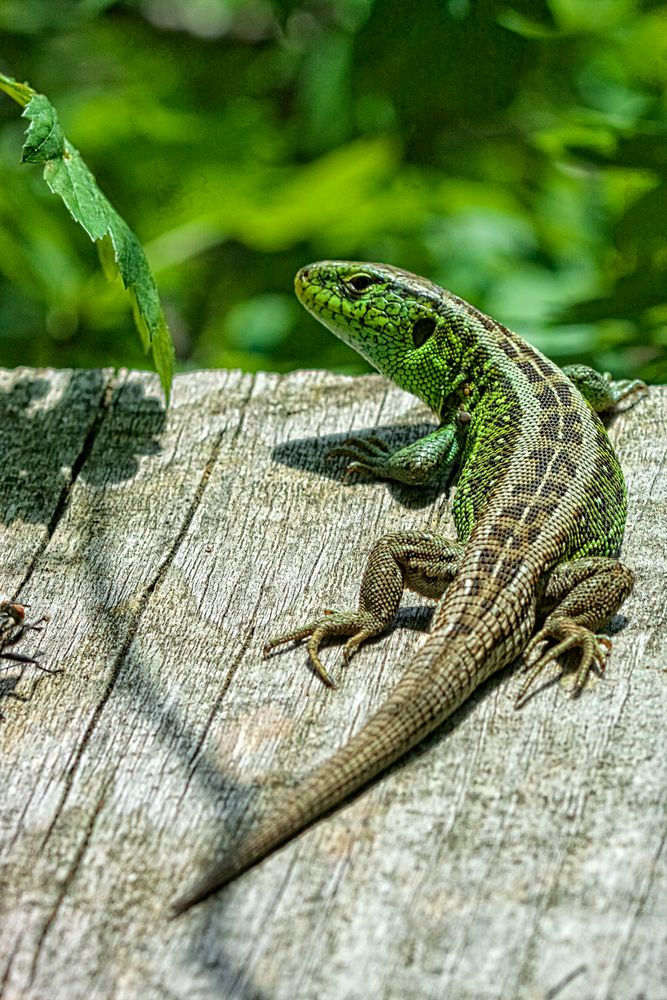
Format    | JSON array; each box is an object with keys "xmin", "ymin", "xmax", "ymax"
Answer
[{"xmin": 0, "ymin": 366, "xmax": 664, "ymax": 1000}]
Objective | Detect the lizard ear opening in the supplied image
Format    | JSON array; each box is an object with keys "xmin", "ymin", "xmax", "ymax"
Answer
[{"xmin": 412, "ymin": 317, "xmax": 436, "ymax": 348}]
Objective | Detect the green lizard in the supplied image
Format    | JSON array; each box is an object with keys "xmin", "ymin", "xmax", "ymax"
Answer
[{"xmin": 172, "ymin": 260, "xmax": 644, "ymax": 915}]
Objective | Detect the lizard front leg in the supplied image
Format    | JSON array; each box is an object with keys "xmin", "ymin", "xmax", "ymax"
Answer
[
  {"xmin": 515, "ymin": 557, "xmax": 634, "ymax": 706},
  {"xmin": 327, "ymin": 421, "xmax": 464, "ymax": 486},
  {"xmin": 264, "ymin": 531, "xmax": 465, "ymax": 686}
]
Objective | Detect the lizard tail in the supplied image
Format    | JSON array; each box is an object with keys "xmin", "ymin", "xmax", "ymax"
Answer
[{"xmin": 171, "ymin": 635, "xmax": 490, "ymax": 916}]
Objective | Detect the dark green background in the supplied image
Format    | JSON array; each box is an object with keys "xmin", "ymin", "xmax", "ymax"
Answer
[{"xmin": 1, "ymin": 0, "xmax": 666, "ymax": 382}]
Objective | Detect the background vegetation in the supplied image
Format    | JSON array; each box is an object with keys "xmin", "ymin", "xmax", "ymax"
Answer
[{"xmin": 1, "ymin": 0, "xmax": 665, "ymax": 382}]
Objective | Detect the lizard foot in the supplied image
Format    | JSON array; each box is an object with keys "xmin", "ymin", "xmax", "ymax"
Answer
[
  {"xmin": 326, "ymin": 435, "xmax": 392, "ymax": 480},
  {"xmin": 326, "ymin": 425, "xmax": 461, "ymax": 487},
  {"xmin": 515, "ymin": 618, "xmax": 612, "ymax": 708},
  {"xmin": 263, "ymin": 610, "xmax": 384, "ymax": 688}
]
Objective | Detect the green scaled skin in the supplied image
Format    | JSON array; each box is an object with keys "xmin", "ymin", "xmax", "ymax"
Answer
[
  {"xmin": 294, "ymin": 261, "xmax": 640, "ymax": 556},
  {"xmin": 172, "ymin": 260, "xmax": 645, "ymax": 915}
]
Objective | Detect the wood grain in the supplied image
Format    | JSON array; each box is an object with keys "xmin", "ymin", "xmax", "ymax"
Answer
[{"xmin": 0, "ymin": 366, "xmax": 664, "ymax": 1000}]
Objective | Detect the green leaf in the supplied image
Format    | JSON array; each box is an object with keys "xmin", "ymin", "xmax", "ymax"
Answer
[{"xmin": 0, "ymin": 72, "xmax": 174, "ymax": 400}]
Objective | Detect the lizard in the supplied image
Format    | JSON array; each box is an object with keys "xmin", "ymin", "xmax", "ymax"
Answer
[{"xmin": 171, "ymin": 260, "xmax": 645, "ymax": 915}]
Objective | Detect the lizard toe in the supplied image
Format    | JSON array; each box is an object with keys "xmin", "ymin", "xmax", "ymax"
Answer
[{"xmin": 516, "ymin": 618, "xmax": 613, "ymax": 707}]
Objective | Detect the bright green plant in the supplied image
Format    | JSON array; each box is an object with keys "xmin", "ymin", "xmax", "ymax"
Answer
[{"xmin": 0, "ymin": 72, "xmax": 174, "ymax": 398}]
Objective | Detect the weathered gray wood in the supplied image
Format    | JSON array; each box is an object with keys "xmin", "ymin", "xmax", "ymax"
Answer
[{"xmin": 0, "ymin": 366, "xmax": 664, "ymax": 1000}]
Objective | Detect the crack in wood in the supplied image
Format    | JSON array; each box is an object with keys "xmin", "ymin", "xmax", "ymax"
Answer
[
  {"xmin": 606, "ymin": 821, "xmax": 667, "ymax": 995},
  {"xmin": 27, "ymin": 778, "xmax": 111, "ymax": 989},
  {"xmin": 17, "ymin": 372, "xmax": 117, "ymax": 598},
  {"xmin": 545, "ymin": 964, "xmax": 588, "ymax": 999},
  {"xmin": 185, "ymin": 623, "xmax": 257, "ymax": 778},
  {"xmin": 0, "ymin": 934, "xmax": 21, "ymax": 998},
  {"xmin": 39, "ymin": 410, "xmax": 233, "ymax": 849}
]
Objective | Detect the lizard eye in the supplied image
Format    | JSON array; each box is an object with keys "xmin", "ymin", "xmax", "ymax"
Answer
[
  {"xmin": 412, "ymin": 317, "xmax": 436, "ymax": 348},
  {"xmin": 346, "ymin": 273, "xmax": 375, "ymax": 294}
]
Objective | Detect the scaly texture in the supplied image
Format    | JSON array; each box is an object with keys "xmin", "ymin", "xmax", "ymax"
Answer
[{"xmin": 172, "ymin": 261, "xmax": 644, "ymax": 914}]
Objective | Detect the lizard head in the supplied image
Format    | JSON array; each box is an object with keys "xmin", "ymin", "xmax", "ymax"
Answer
[{"xmin": 295, "ymin": 260, "xmax": 469, "ymax": 415}]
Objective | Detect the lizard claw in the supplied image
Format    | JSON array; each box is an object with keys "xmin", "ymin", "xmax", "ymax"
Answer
[
  {"xmin": 326, "ymin": 436, "xmax": 394, "ymax": 481},
  {"xmin": 342, "ymin": 462, "xmax": 370, "ymax": 482},
  {"xmin": 515, "ymin": 618, "xmax": 612, "ymax": 708},
  {"xmin": 327, "ymin": 435, "xmax": 391, "ymax": 459},
  {"xmin": 263, "ymin": 623, "xmax": 336, "ymax": 686},
  {"xmin": 264, "ymin": 610, "xmax": 385, "ymax": 688}
]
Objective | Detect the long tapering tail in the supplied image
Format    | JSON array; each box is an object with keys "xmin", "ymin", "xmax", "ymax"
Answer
[{"xmin": 171, "ymin": 634, "xmax": 496, "ymax": 915}]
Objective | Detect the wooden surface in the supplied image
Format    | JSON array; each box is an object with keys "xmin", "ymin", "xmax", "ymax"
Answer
[{"xmin": 0, "ymin": 366, "xmax": 664, "ymax": 1000}]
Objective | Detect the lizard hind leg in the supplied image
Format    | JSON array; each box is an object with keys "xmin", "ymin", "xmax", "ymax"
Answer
[
  {"xmin": 561, "ymin": 364, "xmax": 647, "ymax": 413},
  {"xmin": 516, "ymin": 557, "xmax": 634, "ymax": 707},
  {"xmin": 263, "ymin": 531, "xmax": 465, "ymax": 688}
]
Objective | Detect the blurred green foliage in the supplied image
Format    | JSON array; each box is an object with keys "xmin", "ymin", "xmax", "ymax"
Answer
[{"xmin": 1, "ymin": 0, "xmax": 665, "ymax": 382}]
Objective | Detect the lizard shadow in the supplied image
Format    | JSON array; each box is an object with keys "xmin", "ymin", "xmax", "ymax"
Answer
[{"xmin": 271, "ymin": 422, "xmax": 450, "ymax": 510}]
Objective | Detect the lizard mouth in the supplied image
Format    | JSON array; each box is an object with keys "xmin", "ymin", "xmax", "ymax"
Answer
[{"xmin": 293, "ymin": 265, "xmax": 317, "ymax": 311}]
